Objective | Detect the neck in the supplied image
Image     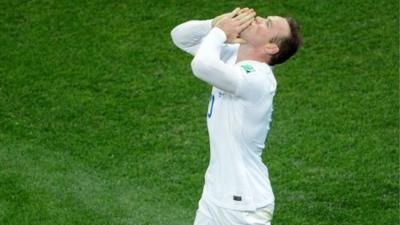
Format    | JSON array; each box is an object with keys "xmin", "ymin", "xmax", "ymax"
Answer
[{"xmin": 236, "ymin": 43, "xmax": 269, "ymax": 64}]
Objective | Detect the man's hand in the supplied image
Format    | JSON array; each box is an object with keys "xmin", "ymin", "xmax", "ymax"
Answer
[
  {"xmin": 214, "ymin": 8, "xmax": 256, "ymax": 44},
  {"xmin": 212, "ymin": 7, "xmax": 252, "ymax": 27}
]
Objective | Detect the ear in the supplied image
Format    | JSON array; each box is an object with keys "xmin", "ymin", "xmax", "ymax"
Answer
[{"xmin": 264, "ymin": 43, "xmax": 279, "ymax": 55}]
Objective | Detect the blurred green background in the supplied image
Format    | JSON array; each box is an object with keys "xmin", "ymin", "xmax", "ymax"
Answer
[{"xmin": 0, "ymin": 0, "xmax": 398, "ymax": 224}]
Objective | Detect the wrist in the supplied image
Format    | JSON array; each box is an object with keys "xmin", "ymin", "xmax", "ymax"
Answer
[{"xmin": 211, "ymin": 18, "xmax": 218, "ymax": 27}]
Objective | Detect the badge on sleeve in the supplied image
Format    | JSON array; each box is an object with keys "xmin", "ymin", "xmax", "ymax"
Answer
[{"xmin": 241, "ymin": 64, "xmax": 255, "ymax": 74}]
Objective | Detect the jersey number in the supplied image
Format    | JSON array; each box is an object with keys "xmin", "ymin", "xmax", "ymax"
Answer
[{"xmin": 207, "ymin": 95, "xmax": 215, "ymax": 118}]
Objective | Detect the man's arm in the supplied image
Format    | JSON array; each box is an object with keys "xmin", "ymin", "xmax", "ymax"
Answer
[
  {"xmin": 170, "ymin": 20, "xmax": 213, "ymax": 56},
  {"xmin": 191, "ymin": 28, "xmax": 243, "ymax": 94}
]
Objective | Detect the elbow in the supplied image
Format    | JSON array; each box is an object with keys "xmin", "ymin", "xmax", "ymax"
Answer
[
  {"xmin": 170, "ymin": 27, "xmax": 179, "ymax": 47},
  {"xmin": 170, "ymin": 27, "xmax": 185, "ymax": 49}
]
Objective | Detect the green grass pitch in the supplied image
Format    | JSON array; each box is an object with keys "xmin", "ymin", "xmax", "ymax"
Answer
[{"xmin": 0, "ymin": 0, "xmax": 398, "ymax": 224}]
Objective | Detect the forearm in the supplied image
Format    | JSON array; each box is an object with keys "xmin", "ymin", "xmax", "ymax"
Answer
[
  {"xmin": 191, "ymin": 28, "xmax": 241, "ymax": 94},
  {"xmin": 170, "ymin": 20, "xmax": 213, "ymax": 55}
]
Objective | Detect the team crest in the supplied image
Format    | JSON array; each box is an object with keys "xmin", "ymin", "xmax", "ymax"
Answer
[{"xmin": 241, "ymin": 64, "xmax": 255, "ymax": 74}]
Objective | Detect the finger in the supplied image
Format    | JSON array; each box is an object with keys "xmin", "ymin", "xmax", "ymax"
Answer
[
  {"xmin": 238, "ymin": 7, "xmax": 249, "ymax": 14},
  {"xmin": 237, "ymin": 10, "xmax": 256, "ymax": 20},
  {"xmin": 228, "ymin": 7, "xmax": 241, "ymax": 18},
  {"xmin": 231, "ymin": 38, "xmax": 247, "ymax": 44},
  {"xmin": 237, "ymin": 12, "xmax": 256, "ymax": 24},
  {"xmin": 235, "ymin": 10, "xmax": 255, "ymax": 21},
  {"xmin": 238, "ymin": 18, "xmax": 254, "ymax": 30},
  {"xmin": 235, "ymin": 9, "xmax": 253, "ymax": 18}
]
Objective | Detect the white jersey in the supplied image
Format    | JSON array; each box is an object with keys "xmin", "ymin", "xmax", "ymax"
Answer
[{"xmin": 171, "ymin": 20, "xmax": 276, "ymax": 211}]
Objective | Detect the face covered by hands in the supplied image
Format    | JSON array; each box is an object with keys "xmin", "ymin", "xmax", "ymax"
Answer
[{"xmin": 213, "ymin": 8, "xmax": 256, "ymax": 44}]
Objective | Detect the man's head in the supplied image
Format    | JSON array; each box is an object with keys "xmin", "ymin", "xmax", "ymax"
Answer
[{"xmin": 240, "ymin": 15, "xmax": 303, "ymax": 65}]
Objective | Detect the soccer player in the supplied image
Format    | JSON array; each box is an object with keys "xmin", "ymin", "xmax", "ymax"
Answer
[{"xmin": 171, "ymin": 7, "xmax": 302, "ymax": 225}]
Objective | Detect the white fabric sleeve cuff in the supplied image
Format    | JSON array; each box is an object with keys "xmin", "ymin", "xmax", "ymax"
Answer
[{"xmin": 209, "ymin": 27, "xmax": 227, "ymax": 43}]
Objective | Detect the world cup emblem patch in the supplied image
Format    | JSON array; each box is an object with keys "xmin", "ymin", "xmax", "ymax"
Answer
[{"xmin": 241, "ymin": 64, "xmax": 255, "ymax": 74}]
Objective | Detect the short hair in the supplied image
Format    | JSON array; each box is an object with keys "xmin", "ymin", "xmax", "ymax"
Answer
[{"xmin": 268, "ymin": 17, "xmax": 303, "ymax": 66}]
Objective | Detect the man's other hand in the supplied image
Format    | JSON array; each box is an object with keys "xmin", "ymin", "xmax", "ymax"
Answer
[
  {"xmin": 212, "ymin": 7, "xmax": 252, "ymax": 27},
  {"xmin": 214, "ymin": 8, "xmax": 256, "ymax": 44}
]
